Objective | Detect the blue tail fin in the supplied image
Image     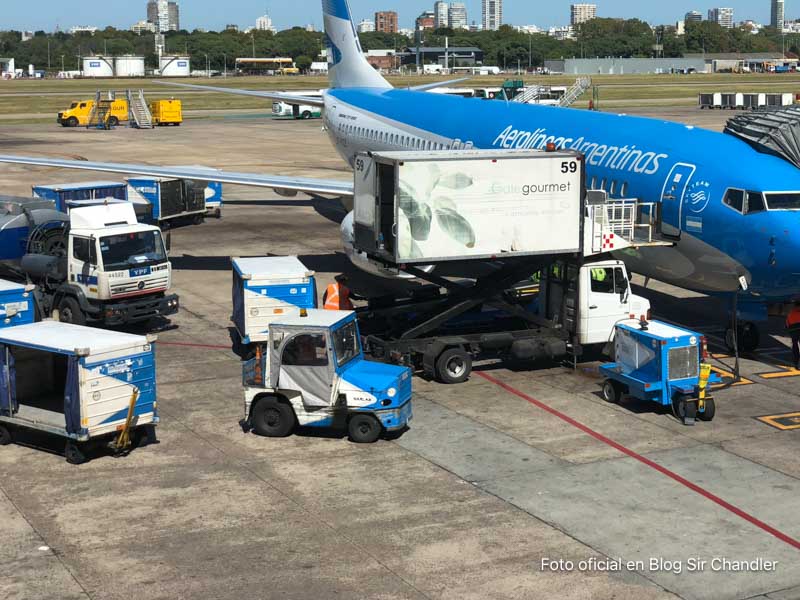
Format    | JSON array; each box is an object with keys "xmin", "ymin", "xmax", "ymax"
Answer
[{"xmin": 322, "ymin": 0, "xmax": 392, "ymax": 89}]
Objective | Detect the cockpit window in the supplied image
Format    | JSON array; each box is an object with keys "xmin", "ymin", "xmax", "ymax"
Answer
[
  {"xmin": 723, "ymin": 189, "xmax": 744, "ymax": 212},
  {"xmin": 765, "ymin": 193, "xmax": 800, "ymax": 210},
  {"xmin": 746, "ymin": 191, "xmax": 766, "ymax": 213}
]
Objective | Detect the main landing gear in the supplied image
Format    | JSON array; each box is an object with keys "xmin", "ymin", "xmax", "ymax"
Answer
[{"xmin": 724, "ymin": 321, "xmax": 760, "ymax": 354}]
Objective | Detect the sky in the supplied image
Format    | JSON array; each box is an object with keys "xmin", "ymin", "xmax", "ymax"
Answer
[{"xmin": 3, "ymin": 1, "xmax": 788, "ymax": 33}]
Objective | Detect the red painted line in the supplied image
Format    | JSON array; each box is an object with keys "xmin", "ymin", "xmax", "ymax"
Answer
[
  {"xmin": 477, "ymin": 371, "xmax": 800, "ymax": 552},
  {"xmin": 158, "ymin": 341, "xmax": 230, "ymax": 350}
]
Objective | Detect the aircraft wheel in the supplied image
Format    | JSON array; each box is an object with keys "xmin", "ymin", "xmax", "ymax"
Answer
[{"xmin": 725, "ymin": 322, "xmax": 760, "ymax": 353}]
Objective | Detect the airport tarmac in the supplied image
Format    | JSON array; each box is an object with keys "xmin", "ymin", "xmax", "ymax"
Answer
[{"xmin": 0, "ymin": 108, "xmax": 799, "ymax": 600}]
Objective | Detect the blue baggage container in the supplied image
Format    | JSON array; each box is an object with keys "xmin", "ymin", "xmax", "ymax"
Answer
[
  {"xmin": 32, "ymin": 181, "xmax": 127, "ymax": 213},
  {"xmin": 0, "ymin": 279, "xmax": 35, "ymax": 328}
]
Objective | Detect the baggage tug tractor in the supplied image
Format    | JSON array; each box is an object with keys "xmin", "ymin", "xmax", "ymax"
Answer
[
  {"xmin": 350, "ymin": 149, "xmax": 672, "ymax": 383},
  {"xmin": 241, "ymin": 309, "xmax": 412, "ymax": 443},
  {"xmin": 1, "ymin": 200, "xmax": 178, "ymax": 326}
]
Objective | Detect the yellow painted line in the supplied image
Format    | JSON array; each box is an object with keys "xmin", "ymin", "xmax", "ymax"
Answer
[
  {"xmin": 758, "ymin": 366, "xmax": 800, "ymax": 379},
  {"xmin": 709, "ymin": 365, "xmax": 754, "ymax": 387},
  {"xmin": 756, "ymin": 412, "xmax": 800, "ymax": 431}
]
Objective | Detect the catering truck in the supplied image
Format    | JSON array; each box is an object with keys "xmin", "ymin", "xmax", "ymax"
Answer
[
  {"xmin": 350, "ymin": 149, "xmax": 670, "ymax": 383},
  {"xmin": 0, "ymin": 197, "xmax": 178, "ymax": 327},
  {"xmin": 0, "ymin": 321, "xmax": 158, "ymax": 464}
]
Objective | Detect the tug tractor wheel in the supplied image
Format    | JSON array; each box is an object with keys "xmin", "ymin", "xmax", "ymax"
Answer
[
  {"xmin": 601, "ymin": 379, "xmax": 621, "ymax": 403},
  {"xmin": 671, "ymin": 395, "xmax": 697, "ymax": 425},
  {"xmin": 57, "ymin": 297, "xmax": 86, "ymax": 326},
  {"xmin": 348, "ymin": 413, "xmax": 382, "ymax": 444},
  {"xmin": 64, "ymin": 441, "xmax": 87, "ymax": 465},
  {"xmin": 0, "ymin": 424, "xmax": 12, "ymax": 446},
  {"xmin": 697, "ymin": 397, "xmax": 716, "ymax": 421},
  {"xmin": 435, "ymin": 348, "xmax": 472, "ymax": 384},
  {"xmin": 251, "ymin": 396, "xmax": 295, "ymax": 437}
]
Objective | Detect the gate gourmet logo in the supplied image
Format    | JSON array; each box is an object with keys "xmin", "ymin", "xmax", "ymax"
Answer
[{"xmin": 492, "ymin": 125, "xmax": 669, "ymax": 176}]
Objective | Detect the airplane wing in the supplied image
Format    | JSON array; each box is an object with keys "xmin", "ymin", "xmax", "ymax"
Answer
[
  {"xmin": 0, "ymin": 155, "xmax": 352, "ymax": 197},
  {"xmin": 151, "ymin": 80, "xmax": 325, "ymax": 107},
  {"xmin": 410, "ymin": 78, "xmax": 472, "ymax": 92}
]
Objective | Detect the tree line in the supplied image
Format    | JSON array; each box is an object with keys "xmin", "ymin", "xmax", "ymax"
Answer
[{"xmin": 0, "ymin": 19, "xmax": 795, "ymax": 73}]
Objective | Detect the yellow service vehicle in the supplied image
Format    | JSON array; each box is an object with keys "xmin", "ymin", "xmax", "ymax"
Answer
[
  {"xmin": 150, "ymin": 99, "xmax": 183, "ymax": 126},
  {"xmin": 57, "ymin": 99, "xmax": 129, "ymax": 127}
]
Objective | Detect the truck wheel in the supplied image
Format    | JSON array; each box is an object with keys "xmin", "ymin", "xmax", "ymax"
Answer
[
  {"xmin": 601, "ymin": 379, "xmax": 621, "ymax": 403},
  {"xmin": 301, "ymin": 111, "xmax": 312, "ymax": 119},
  {"xmin": 57, "ymin": 297, "xmax": 86, "ymax": 326},
  {"xmin": 65, "ymin": 441, "xmax": 87, "ymax": 465},
  {"xmin": 251, "ymin": 396, "xmax": 295, "ymax": 437},
  {"xmin": 697, "ymin": 398, "xmax": 716, "ymax": 421},
  {"xmin": 0, "ymin": 424, "xmax": 12, "ymax": 445},
  {"xmin": 435, "ymin": 348, "xmax": 471, "ymax": 384},
  {"xmin": 108, "ymin": 116, "xmax": 119, "ymax": 127},
  {"xmin": 66, "ymin": 116, "xmax": 79, "ymax": 127},
  {"xmin": 348, "ymin": 413, "xmax": 382, "ymax": 443}
]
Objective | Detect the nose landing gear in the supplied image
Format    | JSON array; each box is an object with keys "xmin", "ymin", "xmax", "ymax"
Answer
[{"xmin": 725, "ymin": 321, "xmax": 760, "ymax": 354}]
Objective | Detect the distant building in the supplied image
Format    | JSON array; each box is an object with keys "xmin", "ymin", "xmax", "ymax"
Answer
[
  {"xmin": 548, "ymin": 26, "xmax": 575, "ymax": 41},
  {"xmin": 375, "ymin": 11, "xmax": 399, "ymax": 33},
  {"xmin": 482, "ymin": 0, "xmax": 502, "ymax": 31},
  {"xmin": 675, "ymin": 20, "xmax": 686, "ymax": 35},
  {"xmin": 398, "ymin": 28, "xmax": 416, "ymax": 38},
  {"xmin": 357, "ymin": 19, "xmax": 375, "ymax": 32},
  {"xmin": 448, "ymin": 3, "xmax": 468, "ymax": 29},
  {"xmin": 21, "ymin": 31, "xmax": 34, "ymax": 42},
  {"xmin": 708, "ymin": 8, "xmax": 734, "ymax": 29},
  {"xmin": 225, "ymin": 24, "xmax": 239, "ymax": 32},
  {"xmin": 685, "ymin": 10, "xmax": 703, "ymax": 24},
  {"xmin": 147, "ymin": 0, "xmax": 179, "ymax": 33},
  {"xmin": 740, "ymin": 20, "xmax": 763, "ymax": 33},
  {"xmin": 131, "ymin": 20, "xmax": 157, "ymax": 34},
  {"xmin": 434, "ymin": 1, "xmax": 449, "ymax": 28},
  {"xmin": 416, "ymin": 11, "xmax": 436, "ymax": 30},
  {"xmin": 69, "ymin": 26, "xmax": 98, "ymax": 34},
  {"xmin": 772, "ymin": 0, "xmax": 785, "ymax": 30},
  {"xmin": 515, "ymin": 25, "xmax": 541, "ymax": 34},
  {"xmin": 255, "ymin": 14, "xmax": 277, "ymax": 33},
  {"xmin": 570, "ymin": 4, "xmax": 597, "ymax": 26},
  {"xmin": 546, "ymin": 57, "xmax": 709, "ymax": 75}
]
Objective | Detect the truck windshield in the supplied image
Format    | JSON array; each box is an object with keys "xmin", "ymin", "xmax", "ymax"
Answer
[
  {"xmin": 765, "ymin": 193, "xmax": 800, "ymax": 210},
  {"xmin": 332, "ymin": 320, "xmax": 360, "ymax": 368},
  {"xmin": 100, "ymin": 230, "xmax": 166, "ymax": 270}
]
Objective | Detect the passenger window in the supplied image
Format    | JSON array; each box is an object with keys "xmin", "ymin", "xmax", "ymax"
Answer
[
  {"xmin": 609, "ymin": 180, "xmax": 617, "ymax": 195},
  {"xmin": 620, "ymin": 182, "xmax": 628, "ymax": 196},
  {"xmin": 600, "ymin": 178, "xmax": 607, "ymax": 190},
  {"xmin": 746, "ymin": 191, "xmax": 765, "ymax": 213},
  {"xmin": 590, "ymin": 267, "xmax": 615, "ymax": 294},
  {"xmin": 282, "ymin": 334, "xmax": 328, "ymax": 367},
  {"xmin": 72, "ymin": 237, "xmax": 96, "ymax": 264},
  {"xmin": 724, "ymin": 189, "xmax": 744, "ymax": 212},
  {"xmin": 590, "ymin": 176, "xmax": 597, "ymax": 189}
]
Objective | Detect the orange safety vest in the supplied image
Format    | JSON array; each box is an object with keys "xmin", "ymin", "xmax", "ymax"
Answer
[
  {"xmin": 324, "ymin": 282, "xmax": 354, "ymax": 310},
  {"xmin": 787, "ymin": 307, "xmax": 800, "ymax": 330}
]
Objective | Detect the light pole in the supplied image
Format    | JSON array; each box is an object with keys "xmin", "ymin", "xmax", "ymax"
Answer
[
  {"xmin": 61, "ymin": 54, "xmax": 64, "ymax": 74},
  {"xmin": 223, "ymin": 53, "xmax": 227, "ymax": 78},
  {"xmin": 204, "ymin": 53, "xmax": 209, "ymax": 77}
]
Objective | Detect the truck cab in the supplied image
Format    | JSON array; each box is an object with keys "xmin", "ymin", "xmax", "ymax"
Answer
[
  {"xmin": 58, "ymin": 99, "xmax": 129, "ymax": 128},
  {"xmin": 243, "ymin": 310, "xmax": 412, "ymax": 443},
  {"xmin": 540, "ymin": 258, "xmax": 651, "ymax": 347},
  {"xmin": 58, "ymin": 204, "xmax": 178, "ymax": 325}
]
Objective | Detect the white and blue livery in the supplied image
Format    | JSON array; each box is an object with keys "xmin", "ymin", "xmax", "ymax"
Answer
[
  {"xmin": 242, "ymin": 309, "xmax": 412, "ymax": 443},
  {"xmin": 0, "ymin": 321, "xmax": 158, "ymax": 463}
]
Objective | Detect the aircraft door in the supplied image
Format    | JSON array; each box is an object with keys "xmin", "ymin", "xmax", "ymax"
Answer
[{"xmin": 659, "ymin": 163, "xmax": 696, "ymax": 238}]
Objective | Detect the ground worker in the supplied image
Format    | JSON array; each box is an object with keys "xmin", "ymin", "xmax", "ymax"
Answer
[
  {"xmin": 323, "ymin": 274, "xmax": 355, "ymax": 310},
  {"xmin": 786, "ymin": 302, "xmax": 800, "ymax": 368}
]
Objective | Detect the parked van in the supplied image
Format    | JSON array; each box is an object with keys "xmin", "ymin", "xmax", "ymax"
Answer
[{"xmin": 58, "ymin": 99, "xmax": 129, "ymax": 127}]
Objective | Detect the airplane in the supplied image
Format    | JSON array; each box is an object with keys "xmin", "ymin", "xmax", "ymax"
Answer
[{"xmin": 2, "ymin": 0, "xmax": 800, "ymax": 352}]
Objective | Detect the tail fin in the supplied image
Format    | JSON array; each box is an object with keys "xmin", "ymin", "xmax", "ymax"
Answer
[{"xmin": 323, "ymin": 0, "xmax": 392, "ymax": 89}]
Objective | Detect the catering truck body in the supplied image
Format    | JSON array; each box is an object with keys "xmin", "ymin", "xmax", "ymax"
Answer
[
  {"xmin": 0, "ymin": 321, "xmax": 158, "ymax": 463},
  {"xmin": 0, "ymin": 197, "xmax": 178, "ymax": 327},
  {"xmin": 350, "ymin": 150, "xmax": 668, "ymax": 383}
]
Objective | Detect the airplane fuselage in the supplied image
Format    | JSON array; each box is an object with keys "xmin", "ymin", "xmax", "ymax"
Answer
[{"xmin": 322, "ymin": 87, "xmax": 800, "ymax": 308}]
